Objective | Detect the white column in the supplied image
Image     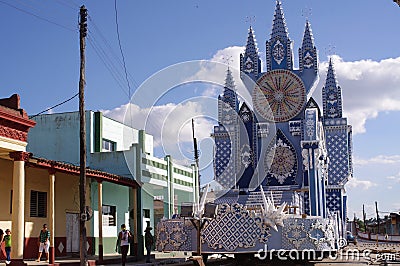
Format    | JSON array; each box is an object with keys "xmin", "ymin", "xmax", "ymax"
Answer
[
  {"xmin": 49, "ymin": 170, "xmax": 55, "ymax": 263},
  {"xmin": 10, "ymin": 151, "xmax": 29, "ymax": 261},
  {"xmin": 97, "ymin": 180, "xmax": 104, "ymax": 261}
]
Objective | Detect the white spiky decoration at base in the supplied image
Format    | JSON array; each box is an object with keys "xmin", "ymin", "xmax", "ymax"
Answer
[
  {"xmin": 260, "ymin": 185, "xmax": 288, "ymax": 231},
  {"xmin": 194, "ymin": 183, "xmax": 210, "ymax": 218}
]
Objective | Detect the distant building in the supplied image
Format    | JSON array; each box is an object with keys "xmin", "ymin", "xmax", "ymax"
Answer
[
  {"xmin": 28, "ymin": 111, "xmax": 197, "ymax": 256},
  {"xmin": 0, "ymin": 94, "xmax": 140, "ymax": 261}
]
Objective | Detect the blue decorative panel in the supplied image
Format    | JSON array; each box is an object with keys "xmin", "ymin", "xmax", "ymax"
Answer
[
  {"xmin": 264, "ymin": 130, "xmax": 297, "ymax": 186},
  {"xmin": 156, "ymin": 219, "xmax": 194, "ymax": 251},
  {"xmin": 201, "ymin": 203, "xmax": 270, "ymax": 251},
  {"xmin": 325, "ymin": 131, "xmax": 349, "ymax": 185},
  {"xmin": 303, "ymin": 109, "xmax": 318, "ymax": 141},
  {"xmin": 326, "ymin": 189, "xmax": 342, "ymax": 214},
  {"xmin": 282, "ymin": 218, "xmax": 335, "ymax": 250},
  {"xmin": 304, "ymin": 191, "xmax": 310, "ymax": 215}
]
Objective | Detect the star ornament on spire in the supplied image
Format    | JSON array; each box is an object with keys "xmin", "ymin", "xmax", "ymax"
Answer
[
  {"xmin": 301, "ymin": 6, "xmax": 312, "ymax": 20},
  {"xmin": 222, "ymin": 55, "xmax": 234, "ymax": 69},
  {"xmin": 245, "ymin": 15, "xmax": 256, "ymax": 26}
]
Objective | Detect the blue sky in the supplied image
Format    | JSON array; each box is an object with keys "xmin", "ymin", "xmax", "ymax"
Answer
[{"xmin": 1, "ymin": 0, "xmax": 400, "ymax": 220}]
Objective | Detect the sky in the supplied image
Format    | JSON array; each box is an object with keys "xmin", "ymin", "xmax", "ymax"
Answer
[{"xmin": 0, "ymin": 0, "xmax": 400, "ymax": 220}]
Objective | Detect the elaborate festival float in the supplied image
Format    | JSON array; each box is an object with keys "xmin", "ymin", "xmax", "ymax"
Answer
[{"xmin": 156, "ymin": 1, "xmax": 353, "ymax": 261}]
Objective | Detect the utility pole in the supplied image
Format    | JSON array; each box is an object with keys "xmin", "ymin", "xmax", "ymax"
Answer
[
  {"xmin": 363, "ymin": 204, "xmax": 367, "ymax": 232},
  {"xmin": 375, "ymin": 201, "xmax": 379, "ymax": 247},
  {"xmin": 191, "ymin": 119, "xmax": 200, "ymax": 255},
  {"xmin": 79, "ymin": 5, "xmax": 88, "ymax": 266}
]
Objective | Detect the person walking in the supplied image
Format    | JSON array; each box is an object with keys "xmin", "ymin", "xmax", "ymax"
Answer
[
  {"xmin": 36, "ymin": 224, "xmax": 50, "ymax": 262},
  {"xmin": 3, "ymin": 229, "xmax": 11, "ymax": 264},
  {"xmin": 116, "ymin": 224, "xmax": 132, "ymax": 266},
  {"xmin": 144, "ymin": 226, "xmax": 153, "ymax": 263}
]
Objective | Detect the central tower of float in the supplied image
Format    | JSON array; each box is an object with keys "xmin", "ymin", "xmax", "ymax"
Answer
[{"xmin": 212, "ymin": 1, "xmax": 352, "ymax": 221}]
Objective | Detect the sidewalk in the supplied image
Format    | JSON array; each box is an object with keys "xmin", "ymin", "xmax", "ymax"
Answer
[{"xmin": 0, "ymin": 252, "xmax": 193, "ymax": 266}]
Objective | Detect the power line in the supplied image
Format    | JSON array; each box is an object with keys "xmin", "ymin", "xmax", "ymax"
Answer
[
  {"xmin": 114, "ymin": 0, "xmax": 132, "ymax": 99},
  {"xmin": 87, "ymin": 35, "xmax": 130, "ymax": 98},
  {"xmin": 88, "ymin": 15, "xmax": 140, "ymax": 98},
  {"xmin": 30, "ymin": 93, "xmax": 79, "ymax": 118},
  {"xmin": 0, "ymin": 0, "xmax": 76, "ymax": 31}
]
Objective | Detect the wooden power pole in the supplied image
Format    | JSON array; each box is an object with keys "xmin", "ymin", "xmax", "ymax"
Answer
[
  {"xmin": 363, "ymin": 204, "xmax": 366, "ymax": 232},
  {"xmin": 79, "ymin": 5, "xmax": 88, "ymax": 266},
  {"xmin": 375, "ymin": 201, "xmax": 379, "ymax": 246}
]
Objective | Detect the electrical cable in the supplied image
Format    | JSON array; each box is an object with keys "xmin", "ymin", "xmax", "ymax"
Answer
[
  {"xmin": 87, "ymin": 34, "xmax": 129, "ymax": 97},
  {"xmin": 114, "ymin": 0, "xmax": 132, "ymax": 99},
  {"xmin": 30, "ymin": 93, "xmax": 79, "ymax": 118},
  {"xmin": 0, "ymin": 0, "xmax": 76, "ymax": 31}
]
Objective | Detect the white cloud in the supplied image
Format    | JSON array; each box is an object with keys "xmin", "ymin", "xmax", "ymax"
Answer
[
  {"xmin": 354, "ymin": 155, "xmax": 400, "ymax": 166},
  {"xmin": 347, "ymin": 177, "xmax": 377, "ymax": 190},
  {"xmin": 103, "ymin": 101, "xmax": 216, "ymax": 167},
  {"xmin": 386, "ymin": 172, "xmax": 400, "ymax": 183}
]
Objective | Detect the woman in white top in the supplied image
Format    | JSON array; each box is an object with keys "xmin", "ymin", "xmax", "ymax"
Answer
[{"xmin": 116, "ymin": 224, "xmax": 132, "ymax": 266}]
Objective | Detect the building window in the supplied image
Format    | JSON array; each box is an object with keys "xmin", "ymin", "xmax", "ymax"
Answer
[
  {"xmin": 143, "ymin": 209, "xmax": 150, "ymax": 218},
  {"xmin": 102, "ymin": 205, "xmax": 116, "ymax": 226},
  {"xmin": 102, "ymin": 139, "xmax": 116, "ymax": 152},
  {"xmin": 30, "ymin": 190, "xmax": 47, "ymax": 218}
]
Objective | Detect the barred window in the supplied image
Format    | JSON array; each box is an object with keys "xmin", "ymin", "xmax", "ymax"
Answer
[
  {"xmin": 102, "ymin": 205, "xmax": 116, "ymax": 226},
  {"xmin": 30, "ymin": 190, "xmax": 47, "ymax": 218}
]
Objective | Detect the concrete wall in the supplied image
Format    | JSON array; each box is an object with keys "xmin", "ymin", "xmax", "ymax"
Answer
[
  {"xmin": 28, "ymin": 112, "xmax": 92, "ymax": 165},
  {"xmin": 90, "ymin": 181, "xmax": 131, "ymax": 255},
  {"xmin": 0, "ymin": 158, "xmax": 97, "ymax": 258}
]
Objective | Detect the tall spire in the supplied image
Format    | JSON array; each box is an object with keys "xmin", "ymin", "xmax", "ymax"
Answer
[
  {"xmin": 218, "ymin": 68, "xmax": 239, "ymax": 125},
  {"xmin": 245, "ymin": 26, "xmax": 257, "ymax": 56},
  {"xmin": 301, "ymin": 20, "xmax": 314, "ymax": 50},
  {"xmin": 266, "ymin": 0, "xmax": 293, "ymax": 71},
  {"xmin": 271, "ymin": 0, "xmax": 289, "ymax": 40},
  {"xmin": 299, "ymin": 19, "xmax": 318, "ymax": 77},
  {"xmin": 240, "ymin": 26, "xmax": 260, "ymax": 80},
  {"xmin": 325, "ymin": 58, "xmax": 338, "ymax": 89},
  {"xmin": 225, "ymin": 67, "xmax": 235, "ymax": 90},
  {"xmin": 322, "ymin": 58, "xmax": 343, "ymax": 119}
]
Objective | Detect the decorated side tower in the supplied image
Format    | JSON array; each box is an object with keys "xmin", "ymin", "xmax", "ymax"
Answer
[
  {"xmin": 322, "ymin": 59, "xmax": 353, "ymax": 221},
  {"xmin": 212, "ymin": 0, "xmax": 352, "ymax": 221}
]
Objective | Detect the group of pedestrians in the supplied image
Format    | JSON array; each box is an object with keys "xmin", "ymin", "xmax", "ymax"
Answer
[
  {"xmin": 0, "ymin": 224, "xmax": 50, "ymax": 264},
  {"xmin": 116, "ymin": 223, "xmax": 154, "ymax": 265},
  {"xmin": 0, "ymin": 228, "xmax": 11, "ymax": 264},
  {"xmin": 1, "ymin": 223, "xmax": 153, "ymax": 265}
]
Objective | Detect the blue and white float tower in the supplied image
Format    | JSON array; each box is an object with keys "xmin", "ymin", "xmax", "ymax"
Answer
[{"xmin": 212, "ymin": 0, "xmax": 353, "ymax": 222}]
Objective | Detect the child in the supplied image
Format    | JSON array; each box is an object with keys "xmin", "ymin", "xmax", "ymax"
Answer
[{"xmin": 3, "ymin": 229, "xmax": 11, "ymax": 264}]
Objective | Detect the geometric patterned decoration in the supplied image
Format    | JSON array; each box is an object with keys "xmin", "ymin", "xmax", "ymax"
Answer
[
  {"xmin": 156, "ymin": 219, "xmax": 194, "ymax": 251},
  {"xmin": 326, "ymin": 131, "xmax": 349, "ymax": 185},
  {"xmin": 214, "ymin": 126, "xmax": 236, "ymax": 189},
  {"xmin": 282, "ymin": 218, "xmax": 336, "ymax": 250},
  {"xmin": 201, "ymin": 203, "xmax": 270, "ymax": 251},
  {"xmin": 254, "ymin": 69, "xmax": 306, "ymax": 122},
  {"xmin": 303, "ymin": 191, "xmax": 310, "ymax": 215},
  {"xmin": 326, "ymin": 189, "xmax": 342, "ymax": 214},
  {"xmin": 264, "ymin": 129, "xmax": 298, "ymax": 185},
  {"xmin": 157, "ymin": 208, "xmax": 337, "ymax": 253}
]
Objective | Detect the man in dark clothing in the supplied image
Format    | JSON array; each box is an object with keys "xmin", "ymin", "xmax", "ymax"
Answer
[{"xmin": 144, "ymin": 227, "xmax": 153, "ymax": 263}]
